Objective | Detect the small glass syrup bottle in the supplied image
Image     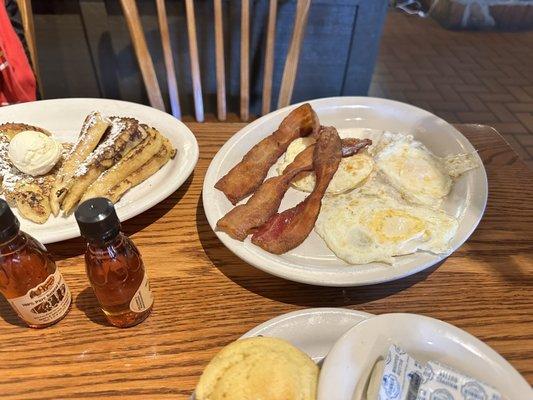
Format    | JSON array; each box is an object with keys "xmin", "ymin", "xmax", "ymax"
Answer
[
  {"xmin": 0, "ymin": 199, "xmax": 71, "ymax": 328},
  {"xmin": 74, "ymin": 197, "xmax": 153, "ymax": 328}
]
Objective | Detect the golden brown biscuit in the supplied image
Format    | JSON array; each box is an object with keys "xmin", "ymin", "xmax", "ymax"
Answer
[{"xmin": 196, "ymin": 337, "xmax": 318, "ymax": 400}]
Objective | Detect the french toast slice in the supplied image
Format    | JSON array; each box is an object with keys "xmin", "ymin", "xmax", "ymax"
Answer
[
  {"xmin": 106, "ymin": 136, "xmax": 176, "ymax": 203},
  {"xmin": 80, "ymin": 126, "xmax": 164, "ymax": 203},
  {"xmin": 50, "ymin": 111, "xmax": 110, "ymax": 215},
  {"xmin": 0, "ymin": 126, "xmax": 69, "ymax": 224},
  {"xmin": 11, "ymin": 181, "xmax": 52, "ymax": 224},
  {"xmin": 0, "ymin": 123, "xmax": 52, "ymax": 140},
  {"xmin": 61, "ymin": 117, "xmax": 146, "ymax": 215}
]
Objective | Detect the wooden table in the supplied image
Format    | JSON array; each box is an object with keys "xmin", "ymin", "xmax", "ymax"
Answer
[{"xmin": 1, "ymin": 123, "xmax": 532, "ymax": 399}]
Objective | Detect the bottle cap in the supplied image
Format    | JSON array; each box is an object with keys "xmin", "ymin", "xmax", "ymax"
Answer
[
  {"xmin": 0, "ymin": 199, "xmax": 20, "ymax": 241},
  {"xmin": 75, "ymin": 198, "xmax": 121, "ymax": 242}
]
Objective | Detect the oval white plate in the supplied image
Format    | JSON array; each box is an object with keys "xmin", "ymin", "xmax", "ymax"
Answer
[
  {"xmin": 318, "ymin": 313, "xmax": 531, "ymax": 400},
  {"xmin": 0, "ymin": 98, "xmax": 199, "ymax": 243},
  {"xmin": 203, "ymin": 96, "xmax": 488, "ymax": 286},
  {"xmin": 241, "ymin": 307, "xmax": 372, "ymax": 363}
]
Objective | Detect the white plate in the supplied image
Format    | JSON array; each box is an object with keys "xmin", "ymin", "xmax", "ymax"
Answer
[
  {"xmin": 203, "ymin": 96, "xmax": 488, "ymax": 286},
  {"xmin": 0, "ymin": 98, "xmax": 199, "ymax": 244},
  {"xmin": 190, "ymin": 308, "xmax": 371, "ymax": 400},
  {"xmin": 318, "ymin": 313, "xmax": 531, "ymax": 400},
  {"xmin": 241, "ymin": 307, "xmax": 372, "ymax": 363}
]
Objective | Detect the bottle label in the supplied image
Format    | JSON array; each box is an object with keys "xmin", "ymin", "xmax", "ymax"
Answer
[
  {"xmin": 129, "ymin": 273, "xmax": 153, "ymax": 313},
  {"xmin": 8, "ymin": 268, "xmax": 71, "ymax": 326}
]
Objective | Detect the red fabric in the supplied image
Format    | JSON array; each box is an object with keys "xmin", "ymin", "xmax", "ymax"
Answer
[{"xmin": 0, "ymin": 4, "xmax": 36, "ymax": 105}]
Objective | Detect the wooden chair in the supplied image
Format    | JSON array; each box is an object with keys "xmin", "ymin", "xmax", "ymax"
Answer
[
  {"xmin": 15, "ymin": 0, "xmax": 42, "ymax": 96},
  {"xmin": 119, "ymin": 0, "xmax": 311, "ymax": 122},
  {"xmin": 19, "ymin": 0, "xmax": 312, "ymax": 122}
]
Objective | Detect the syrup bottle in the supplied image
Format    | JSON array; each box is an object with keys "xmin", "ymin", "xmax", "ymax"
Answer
[
  {"xmin": 74, "ymin": 197, "xmax": 153, "ymax": 328},
  {"xmin": 0, "ymin": 199, "xmax": 71, "ymax": 328}
]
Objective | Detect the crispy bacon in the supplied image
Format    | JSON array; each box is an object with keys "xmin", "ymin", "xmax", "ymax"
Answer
[
  {"xmin": 339, "ymin": 138, "xmax": 372, "ymax": 158},
  {"xmin": 251, "ymin": 127, "xmax": 342, "ymax": 254},
  {"xmin": 215, "ymin": 103, "xmax": 319, "ymax": 204},
  {"xmin": 216, "ymin": 164, "xmax": 308, "ymax": 241},
  {"xmin": 216, "ymin": 137, "xmax": 371, "ymax": 241}
]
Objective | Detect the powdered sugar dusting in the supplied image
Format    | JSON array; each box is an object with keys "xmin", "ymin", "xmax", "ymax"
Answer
[
  {"xmin": 66, "ymin": 111, "xmax": 106, "ymax": 158},
  {"xmin": 73, "ymin": 118, "xmax": 126, "ymax": 178}
]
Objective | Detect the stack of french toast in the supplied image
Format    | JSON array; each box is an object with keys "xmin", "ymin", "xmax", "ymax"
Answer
[{"xmin": 0, "ymin": 112, "xmax": 176, "ymax": 224}]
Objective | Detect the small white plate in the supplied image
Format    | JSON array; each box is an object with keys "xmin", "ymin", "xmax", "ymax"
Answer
[
  {"xmin": 318, "ymin": 313, "xmax": 531, "ymax": 400},
  {"xmin": 0, "ymin": 98, "xmax": 199, "ymax": 243},
  {"xmin": 203, "ymin": 96, "xmax": 488, "ymax": 286},
  {"xmin": 190, "ymin": 308, "xmax": 371, "ymax": 400},
  {"xmin": 241, "ymin": 307, "xmax": 372, "ymax": 363}
]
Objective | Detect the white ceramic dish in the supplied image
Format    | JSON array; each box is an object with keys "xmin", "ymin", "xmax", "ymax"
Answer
[
  {"xmin": 190, "ymin": 308, "xmax": 371, "ymax": 400},
  {"xmin": 241, "ymin": 307, "xmax": 372, "ymax": 363},
  {"xmin": 203, "ymin": 96, "xmax": 488, "ymax": 286},
  {"xmin": 0, "ymin": 98, "xmax": 199, "ymax": 244},
  {"xmin": 318, "ymin": 313, "xmax": 531, "ymax": 400}
]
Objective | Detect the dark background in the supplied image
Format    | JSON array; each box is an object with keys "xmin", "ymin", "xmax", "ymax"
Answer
[{"xmin": 31, "ymin": 0, "xmax": 388, "ymax": 117}]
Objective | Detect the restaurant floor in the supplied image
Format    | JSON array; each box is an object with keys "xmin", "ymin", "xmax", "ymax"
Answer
[{"xmin": 369, "ymin": 10, "xmax": 533, "ymax": 169}]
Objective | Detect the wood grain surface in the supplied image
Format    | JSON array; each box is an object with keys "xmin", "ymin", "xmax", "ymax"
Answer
[
  {"xmin": 156, "ymin": 0, "xmax": 181, "ymax": 119},
  {"xmin": 120, "ymin": 0, "xmax": 165, "ymax": 112},
  {"xmin": 16, "ymin": 0, "xmax": 42, "ymax": 97},
  {"xmin": 240, "ymin": 0, "xmax": 250, "ymax": 122},
  {"xmin": 213, "ymin": 0, "xmax": 227, "ymax": 121},
  {"xmin": 261, "ymin": 0, "xmax": 278, "ymax": 116},
  {"xmin": 0, "ymin": 124, "xmax": 531, "ymax": 399},
  {"xmin": 184, "ymin": 0, "xmax": 204, "ymax": 122},
  {"xmin": 278, "ymin": 0, "xmax": 311, "ymax": 108}
]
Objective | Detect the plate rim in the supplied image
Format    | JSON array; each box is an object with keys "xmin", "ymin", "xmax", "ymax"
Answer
[
  {"xmin": 317, "ymin": 312, "xmax": 531, "ymax": 399},
  {"xmin": 202, "ymin": 96, "xmax": 488, "ymax": 287},
  {"xmin": 240, "ymin": 307, "xmax": 374, "ymax": 339},
  {"xmin": 0, "ymin": 98, "xmax": 200, "ymax": 243}
]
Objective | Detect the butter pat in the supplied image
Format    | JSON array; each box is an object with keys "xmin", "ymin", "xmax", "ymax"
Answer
[
  {"xmin": 8, "ymin": 130, "xmax": 62, "ymax": 176},
  {"xmin": 417, "ymin": 361, "xmax": 502, "ymax": 400}
]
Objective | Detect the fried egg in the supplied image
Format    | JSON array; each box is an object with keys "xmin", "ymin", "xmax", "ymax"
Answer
[
  {"xmin": 277, "ymin": 137, "xmax": 374, "ymax": 195},
  {"xmin": 374, "ymin": 134, "xmax": 477, "ymax": 207},
  {"xmin": 315, "ymin": 182, "xmax": 459, "ymax": 264}
]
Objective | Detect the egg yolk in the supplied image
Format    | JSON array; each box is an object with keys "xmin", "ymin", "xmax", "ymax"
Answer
[{"xmin": 369, "ymin": 209, "xmax": 425, "ymax": 244}]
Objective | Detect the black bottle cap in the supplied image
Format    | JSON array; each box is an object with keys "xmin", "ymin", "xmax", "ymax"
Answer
[
  {"xmin": 75, "ymin": 198, "xmax": 121, "ymax": 242},
  {"xmin": 0, "ymin": 199, "xmax": 20, "ymax": 241}
]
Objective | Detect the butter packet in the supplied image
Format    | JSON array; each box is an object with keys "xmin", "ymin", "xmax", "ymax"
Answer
[
  {"xmin": 378, "ymin": 344, "xmax": 425, "ymax": 400},
  {"xmin": 372, "ymin": 345, "xmax": 503, "ymax": 400},
  {"xmin": 416, "ymin": 361, "xmax": 502, "ymax": 400}
]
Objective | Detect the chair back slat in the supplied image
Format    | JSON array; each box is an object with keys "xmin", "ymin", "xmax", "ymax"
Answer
[
  {"xmin": 261, "ymin": 0, "xmax": 277, "ymax": 116},
  {"xmin": 120, "ymin": 0, "xmax": 165, "ymax": 111},
  {"xmin": 16, "ymin": 0, "xmax": 42, "ymax": 96},
  {"xmin": 213, "ymin": 0, "xmax": 227, "ymax": 121},
  {"xmin": 185, "ymin": 0, "xmax": 205, "ymax": 122},
  {"xmin": 240, "ymin": 0, "xmax": 250, "ymax": 121},
  {"xmin": 277, "ymin": 0, "xmax": 311, "ymax": 109},
  {"xmin": 156, "ymin": 0, "xmax": 181, "ymax": 119},
  {"xmin": 31, "ymin": 1, "xmax": 317, "ymax": 121}
]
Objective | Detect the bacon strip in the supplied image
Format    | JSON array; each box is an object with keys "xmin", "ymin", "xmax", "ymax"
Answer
[
  {"xmin": 215, "ymin": 103, "xmax": 319, "ymax": 204},
  {"xmin": 216, "ymin": 137, "xmax": 371, "ymax": 241},
  {"xmin": 251, "ymin": 127, "xmax": 342, "ymax": 254}
]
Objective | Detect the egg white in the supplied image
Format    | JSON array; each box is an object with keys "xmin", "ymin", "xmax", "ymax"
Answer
[
  {"xmin": 374, "ymin": 134, "xmax": 469, "ymax": 207},
  {"xmin": 277, "ymin": 136, "xmax": 374, "ymax": 195},
  {"xmin": 315, "ymin": 181, "xmax": 459, "ymax": 265}
]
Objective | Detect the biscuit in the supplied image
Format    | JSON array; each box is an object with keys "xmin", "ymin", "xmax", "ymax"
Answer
[{"xmin": 196, "ymin": 337, "xmax": 318, "ymax": 400}]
